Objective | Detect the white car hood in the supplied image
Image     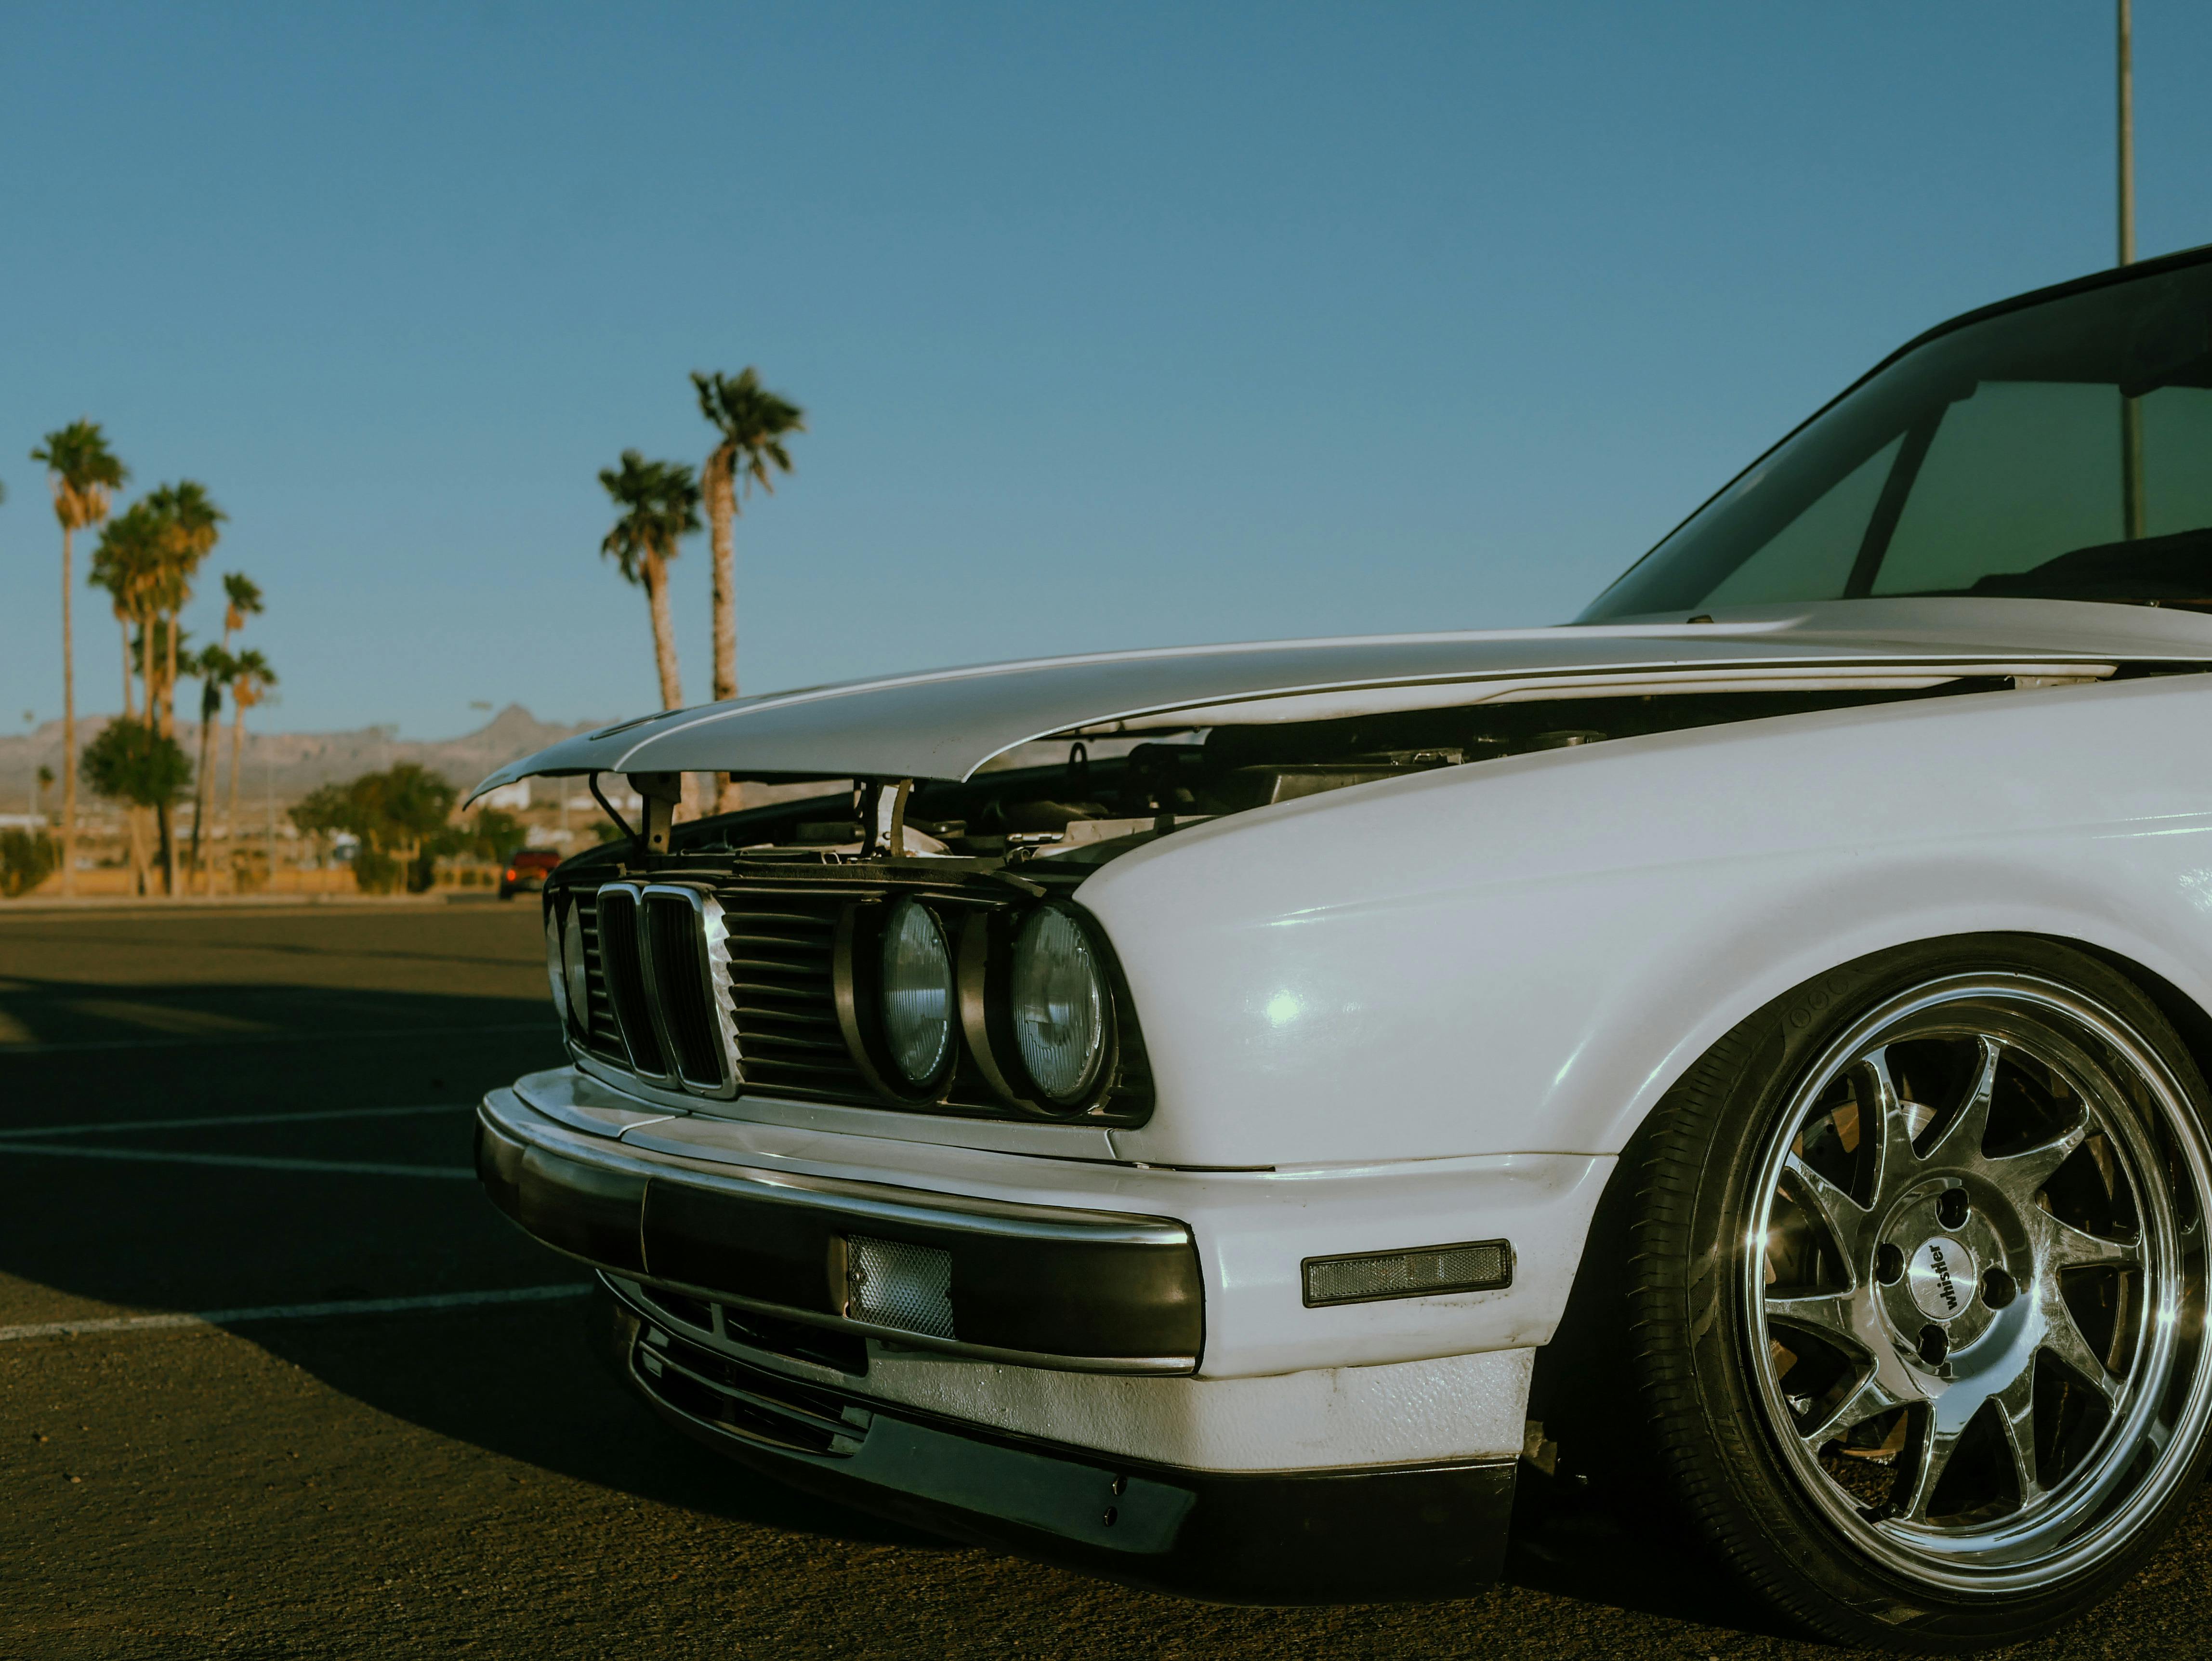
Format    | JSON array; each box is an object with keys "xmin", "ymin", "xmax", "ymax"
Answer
[{"xmin": 469, "ymin": 597, "xmax": 2212, "ymax": 800}]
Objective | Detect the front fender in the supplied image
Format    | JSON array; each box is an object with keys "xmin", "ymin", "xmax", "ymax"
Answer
[{"xmin": 1080, "ymin": 673, "xmax": 2212, "ymax": 1169}]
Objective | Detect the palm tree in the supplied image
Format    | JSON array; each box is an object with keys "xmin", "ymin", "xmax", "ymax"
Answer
[
  {"xmin": 225, "ymin": 649, "xmax": 276, "ymax": 887},
  {"xmin": 598, "ymin": 450, "xmax": 700, "ymax": 712},
  {"xmin": 137, "ymin": 483, "xmax": 224, "ymax": 895},
  {"xmin": 30, "ymin": 422, "xmax": 129, "ymax": 896},
  {"xmin": 212, "ymin": 573, "xmax": 263, "ymax": 886},
  {"xmin": 88, "ymin": 506, "xmax": 166, "ymax": 895},
  {"xmin": 220, "ymin": 573, "xmax": 263, "ymax": 648},
  {"xmin": 693, "ymin": 369, "xmax": 804, "ymax": 814},
  {"xmin": 89, "ymin": 503, "xmax": 158, "ymax": 721},
  {"xmin": 144, "ymin": 483, "xmax": 225, "ymax": 739},
  {"xmin": 188, "ymin": 645, "xmax": 237, "ymax": 892}
]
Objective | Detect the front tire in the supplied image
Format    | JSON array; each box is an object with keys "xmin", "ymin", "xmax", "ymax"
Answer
[{"xmin": 1627, "ymin": 936, "xmax": 2212, "ymax": 1651}]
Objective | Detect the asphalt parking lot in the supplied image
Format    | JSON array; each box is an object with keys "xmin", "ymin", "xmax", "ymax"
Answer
[{"xmin": 3, "ymin": 903, "xmax": 2209, "ymax": 1660}]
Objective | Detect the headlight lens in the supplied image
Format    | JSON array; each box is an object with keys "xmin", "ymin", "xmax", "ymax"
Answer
[
  {"xmin": 544, "ymin": 905, "xmax": 568, "ymax": 1023},
  {"xmin": 561, "ymin": 901, "xmax": 589, "ymax": 1032},
  {"xmin": 1011, "ymin": 907, "xmax": 1108, "ymax": 1104},
  {"xmin": 879, "ymin": 897, "xmax": 956, "ymax": 1086}
]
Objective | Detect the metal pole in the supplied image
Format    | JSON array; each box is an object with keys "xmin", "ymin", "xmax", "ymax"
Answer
[
  {"xmin": 2118, "ymin": 0, "xmax": 2135, "ymax": 265},
  {"xmin": 2118, "ymin": 0, "xmax": 2145, "ymax": 539}
]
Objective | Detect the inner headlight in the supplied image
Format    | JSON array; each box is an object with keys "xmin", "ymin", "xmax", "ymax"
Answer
[
  {"xmin": 879, "ymin": 896, "xmax": 956, "ymax": 1086},
  {"xmin": 561, "ymin": 901, "xmax": 589, "ymax": 1033},
  {"xmin": 1010, "ymin": 906, "xmax": 1108, "ymax": 1105}
]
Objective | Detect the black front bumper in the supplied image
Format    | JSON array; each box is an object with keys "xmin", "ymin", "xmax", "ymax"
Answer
[{"xmin": 592, "ymin": 1282, "xmax": 1515, "ymax": 1605}]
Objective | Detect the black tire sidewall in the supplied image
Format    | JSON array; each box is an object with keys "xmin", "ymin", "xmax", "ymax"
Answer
[{"xmin": 1629, "ymin": 933, "xmax": 2212, "ymax": 1650}]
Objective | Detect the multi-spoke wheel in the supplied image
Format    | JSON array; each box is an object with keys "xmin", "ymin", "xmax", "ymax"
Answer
[{"xmin": 1626, "ymin": 938, "xmax": 2212, "ymax": 1652}]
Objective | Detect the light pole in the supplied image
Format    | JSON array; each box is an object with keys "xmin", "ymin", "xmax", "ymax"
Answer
[
  {"xmin": 2117, "ymin": 0, "xmax": 2135, "ymax": 266},
  {"xmin": 2118, "ymin": 0, "xmax": 2145, "ymax": 540},
  {"xmin": 22, "ymin": 711, "xmax": 33, "ymax": 817}
]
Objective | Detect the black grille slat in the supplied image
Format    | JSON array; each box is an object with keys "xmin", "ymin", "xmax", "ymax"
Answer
[
  {"xmin": 644, "ymin": 893, "xmax": 725, "ymax": 1088},
  {"xmin": 742, "ymin": 1032, "xmax": 849, "ymax": 1056},
  {"xmin": 595, "ymin": 890, "xmax": 667, "ymax": 1077}
]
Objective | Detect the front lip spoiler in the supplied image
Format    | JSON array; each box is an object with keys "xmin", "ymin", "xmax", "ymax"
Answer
[
  {"xmin": 474, "ymin": 1087, "xmax": 1205, "ymax": 1374},
  {"xmin": 591, "ymin": 1284, "xmax": 1516, "ymax": 1604}
]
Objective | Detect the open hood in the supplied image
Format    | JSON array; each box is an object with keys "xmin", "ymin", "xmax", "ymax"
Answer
[{"xmin": 468, "ymin": 597, "xmax": 2212, "ymax": 802}]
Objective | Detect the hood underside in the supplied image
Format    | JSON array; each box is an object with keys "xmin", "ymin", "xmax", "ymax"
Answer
[{"xmin": 469, "ymin": 597, "xmax": 2212, "ymax": 802}]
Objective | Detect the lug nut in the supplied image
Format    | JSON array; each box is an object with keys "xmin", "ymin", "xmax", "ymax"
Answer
[
  {"xmin": 1875, "ymin": 1243, "xmax": 1905, "ymax": 1284},
  {"xmin": 1918, "ymin": 1324, "xmax": 1949, "ymax": 1366},
  {"xmin": 1982, "ymin": 1267, "xmax": 2017, "ymax": 1309},
  {"xmin": 1937, "ymin": 1188, "xmax": 1970, "ymax": 1230}
]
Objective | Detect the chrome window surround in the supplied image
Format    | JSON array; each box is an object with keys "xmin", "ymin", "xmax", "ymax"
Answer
[{"xmin": 594, "ymin": 880, "xmax": 743, "ymax": 1100}]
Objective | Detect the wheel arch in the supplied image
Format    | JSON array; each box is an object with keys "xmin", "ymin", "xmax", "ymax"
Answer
[{"xmin": 1534, "ymin": 925, "xmax": 2212, "ymax": 1484}]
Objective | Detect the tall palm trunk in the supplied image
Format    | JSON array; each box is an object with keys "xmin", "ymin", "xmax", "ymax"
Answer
[
  {"xmin": 59, "ymin": 526, "xmax": 77, "ymax": 896},
  {"xmin": 705, "ymin": 446, "xmax": 743, "ymax": 814},
  {"xmin": 125, "ymin": 797, "xmax": 150, "ymax": 897},
  {"xmin": 158, "ymin": 611, "xmax": 180, "ymax": 896},
  {"xmin": 119, "ymin": 618, "xmax": 134, "ymax": 719},
  {"xmin": 135, "ymin": 613, "xmax": 160, "ymax": 896},
  {"xmin": 226, "ymin": 698, "xmax": 247, "ymax": 889},
  {"xmin": 643, "ymin": 547, "xmax": 701, "ymax": 818},
  {"xmin": 644, "ymin": 550, "xmax": 684, "ymax": 710},
  {"xmin": 192, "ymin": 686, "xmax": 218, "ymax": 894}
]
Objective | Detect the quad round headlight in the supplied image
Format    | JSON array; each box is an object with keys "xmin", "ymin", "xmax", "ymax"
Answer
[
  {"xmin": 1010, "ymin": 907, "xmax": 1109, "ymax": 1105},
  {"xmin": 561, "ymin": 901, "xmax": 590, "ymax": 1033},
  {"xmin": 879, "ymin": 897, "xmax": 956, "ymax": 1086},
  {"xmin": 544, "ymin": 905, "xmax": 569, "ymax": 1023}
]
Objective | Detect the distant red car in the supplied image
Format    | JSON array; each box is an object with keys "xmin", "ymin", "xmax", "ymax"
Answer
[{"xmin": 498, "ymin": 849, "xmax": 561, "ymax": 899}]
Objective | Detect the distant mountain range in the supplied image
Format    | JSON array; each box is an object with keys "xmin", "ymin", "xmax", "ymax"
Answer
[{"xmin": 0, "ymin": 704, "xmax": 602, "ymax": 816}]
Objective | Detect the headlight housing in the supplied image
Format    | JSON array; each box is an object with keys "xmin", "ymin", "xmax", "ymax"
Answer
[
  {"xmin": 878, "ymin": 896, "xmax": 957, "ymax": 1087},
  {"xmin": 544, "ymin": 903, "xmax": 569, "ymax": 1025},
  {"xmin": 833, "ymin": 892, "xmax": 1134, "ymax": 1118},
  {"xmin": 1009, "ymin": 906, "xmax": 1109, "ymax": 1106},
  {"xmin": 562, "ymin": 903, "xmax": 589, "ymax": 1023}
]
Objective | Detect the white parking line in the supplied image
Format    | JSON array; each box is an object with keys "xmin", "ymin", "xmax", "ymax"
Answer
[
  {"xmin": 0, "ymin": 1102, "xmax": 473, "ymax": 1141},
  {"xmin": 0, "ymin": 1283, "xmax": 594, "ymax": 1343},
  {"xmin": 0, "ymin": 1143, "xmax": 475, "ymax": 1178}
]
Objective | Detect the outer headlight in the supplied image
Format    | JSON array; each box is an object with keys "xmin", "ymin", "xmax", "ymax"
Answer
[
  {"xmin": 1010, "ymin": 906, "xmax": 1108, "ymax": 1105},
  {"xmin": 879, "ymin": 897, "xmax": 956, "ymax": 1086},
  {"xmin": 544, "ymin": 904, "xmax": 569, "ymax": 1024},
  {"xmin": 561, "ymin": 901, "xmax": 589, "ymax": 1033}
]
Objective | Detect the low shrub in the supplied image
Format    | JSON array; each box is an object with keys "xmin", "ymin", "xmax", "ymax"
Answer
[{"xmin": 0, "ymin": 829, "xmax": 58, "ymax": 898}]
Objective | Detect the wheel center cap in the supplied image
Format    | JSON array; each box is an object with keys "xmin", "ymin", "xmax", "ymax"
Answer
[{"xmin": 1906, "ymin": 1235, "xmax": 1979, "ymax": 1323}]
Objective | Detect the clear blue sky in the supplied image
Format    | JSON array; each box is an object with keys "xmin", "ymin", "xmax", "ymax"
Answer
[{"xmin": 4, "ymin": 2, "xmax": 2208, "ymax": 738}]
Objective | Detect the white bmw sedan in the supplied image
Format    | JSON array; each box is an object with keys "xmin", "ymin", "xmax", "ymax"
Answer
[{"xmin": 474, "ymin": 245, "xmax": 2212, "ymax": 1651}]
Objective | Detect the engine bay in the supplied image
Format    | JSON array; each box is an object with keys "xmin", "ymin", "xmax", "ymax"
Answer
[{"xmin": 634, "ymin": 677, "xmax": 2036, "ymax": 873}]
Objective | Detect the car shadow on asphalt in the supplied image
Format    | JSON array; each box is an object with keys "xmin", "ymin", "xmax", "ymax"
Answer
[
  {"xmin": 240, "ymin": 1299, "xmax": 950, "ymax": 1554},
  {"xmin": 243, "ymin": 1295, "xmax": 1809, "ymax": 1634},
  {"xmin": 1503, "ymin": 1471, "xmax": 1804, "ymax": 1639}
]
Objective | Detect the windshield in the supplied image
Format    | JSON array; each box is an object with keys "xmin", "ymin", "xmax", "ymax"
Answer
[{"xmin": 1580, "ymin": 254, "xmax": 2212, "ymax": 620}]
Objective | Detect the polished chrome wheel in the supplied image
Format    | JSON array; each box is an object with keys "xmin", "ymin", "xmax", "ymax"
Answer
[{"xmin": 1745, "ymin": 974, "xmax": 2212, "ymax": 1592}]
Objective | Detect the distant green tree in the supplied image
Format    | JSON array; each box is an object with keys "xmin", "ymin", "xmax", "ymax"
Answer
[
  {"xmin": 291, "ymin": 762, "xmax": 458, "ymax": 894},
  {"xmin": 456, "ymin": 806, "xmax": 526, "ymax": 864},
  {"xmin": 0, "ymin": 830, "xmax": 57, "ymax": 898},
  {"xmin": 80, "ymin": 717, "xmax": 192, "ymax": 815}
]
